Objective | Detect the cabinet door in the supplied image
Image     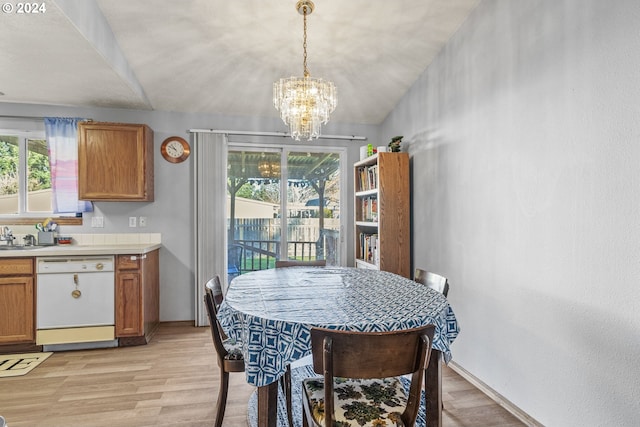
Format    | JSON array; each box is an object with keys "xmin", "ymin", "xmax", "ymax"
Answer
[
  {"xmin": 0, "ymin": 277, "xmax": 34, "ymax": 343},
  {"xmin": 141, "ymin": 251, "xmax": 160, "ymax": 335},
  {"xmin": 115, "ymin": 272, "xmax": 143, "ymax": 337},
  {"xmin": 78, "ymin": 122, "xmax": 154, "ymax": 201},
  {"xmin": 115, "ymin": 251, "xmax": 159, "ymax": 345}
]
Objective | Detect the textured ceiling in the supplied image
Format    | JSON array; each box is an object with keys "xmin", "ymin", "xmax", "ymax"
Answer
[{"xmin": 0, "ymin": 0, "xmax": 479, "ymax": 125}]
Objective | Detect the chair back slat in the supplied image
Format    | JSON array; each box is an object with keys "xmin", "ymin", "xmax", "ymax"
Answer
[
  {"xmin": 207, "ymin": 275, "xmax": 225, "ymax": 306},
  {"xmin": 414, "ymin": 268, "xmax": 450, "ymax": 297},
  {"xmin": 204, "ymin": 277, "xmax": 228, "ymax": 358},
  {"xmin": 310, "ymin": 326, "xmax": 433, "ymax": 379}
]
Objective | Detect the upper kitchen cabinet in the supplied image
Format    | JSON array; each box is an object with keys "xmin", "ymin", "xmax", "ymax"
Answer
[{"xmin": 78, "ymin": 121, "xmax": 154, "ymax": 201}]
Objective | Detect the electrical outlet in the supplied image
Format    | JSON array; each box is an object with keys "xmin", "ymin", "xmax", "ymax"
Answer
[
  {"xmin": 139, "ymin": 216, "xmax": 147, "ymax": 227},
  {"xmin": 91, "ymin": 216, "xmax": 104, "ymax": 228},
  {"xmin": 129, "ymin": 217, "xmax": 137, "ymax": 228}
]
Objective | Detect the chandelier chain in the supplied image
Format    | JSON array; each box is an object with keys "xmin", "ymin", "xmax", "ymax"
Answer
[{"xmin": 303, "ymin": 5, "xmax": 309, "ymax": 77}]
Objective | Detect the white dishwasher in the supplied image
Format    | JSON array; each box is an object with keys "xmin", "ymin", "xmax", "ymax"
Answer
[{"xmin": 36, "ymin": 256, "xmax": 117, "ymax": 350}]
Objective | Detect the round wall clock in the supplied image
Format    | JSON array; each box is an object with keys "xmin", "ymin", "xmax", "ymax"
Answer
[{"xmin": 161, "ymin": 136, "xmax": 191, "ymax": 163}]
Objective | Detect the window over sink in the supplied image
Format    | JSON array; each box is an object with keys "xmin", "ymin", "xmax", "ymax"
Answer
[
  {"xmin": 0, "ymin": 130, "xmax": 51, "ymax": 214},
  {"xmin": 0, "ymin": 129, "xmax": 82, "ymax": 226}
]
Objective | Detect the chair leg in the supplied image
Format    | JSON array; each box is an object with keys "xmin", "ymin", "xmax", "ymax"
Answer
[
  {"xmin": 424, "ymin": 360, "xmax": 444, "ymax": 412},
  {"xmin": 424, "ymin": 373, "xmax": 427, "ymax": 412},
  {"xmin": 423, "ymin": 371, "xmax": 444, "ymax": 412},
  {"xmin": 279, "ymin": 365, "xmax": 294, "ymax": 427},
  {"xmin": 215, "ymin": 371, "xmax": 230, "ymax": 427},
  {"xmin": 285, "ymin": 365, "xmax": 293, "ymax": 427}
]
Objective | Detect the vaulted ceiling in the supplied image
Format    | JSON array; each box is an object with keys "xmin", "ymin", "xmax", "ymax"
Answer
[{"xmin": 0, "ymin": 0, "xmax": 479, "ymax": 125}]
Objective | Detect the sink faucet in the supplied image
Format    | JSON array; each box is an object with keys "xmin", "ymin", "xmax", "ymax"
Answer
[{"xmin": 1, "ymin": 226, "xmax": 14, "ymax": 246}]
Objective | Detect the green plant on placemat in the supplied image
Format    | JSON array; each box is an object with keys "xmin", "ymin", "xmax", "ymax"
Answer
[{"xmin": 388, "ymin": 135, "xmax": 403, "ymax": 152}]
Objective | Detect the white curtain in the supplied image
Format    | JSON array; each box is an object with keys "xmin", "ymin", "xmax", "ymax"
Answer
[
  {"xmin": 192, "ymin": 132, "xmax": 228, "ymax": 327},
  {"xmin": 44, "ymin": 117, "xmax": 93, "ymax": 213}
]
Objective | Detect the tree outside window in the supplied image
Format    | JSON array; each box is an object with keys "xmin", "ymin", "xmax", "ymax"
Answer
[{"xmin": 0, "ymin": 134, "xmax": 51, "ymax": 214}]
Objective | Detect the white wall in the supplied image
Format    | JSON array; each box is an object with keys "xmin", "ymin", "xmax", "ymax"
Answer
[
  {"xmin": 0, "ymin": 102, "xmax": 375, "ymax": 321},
  {"xmin": 381, "ymin": 0, "xmax": 640, "ymax": 425}
]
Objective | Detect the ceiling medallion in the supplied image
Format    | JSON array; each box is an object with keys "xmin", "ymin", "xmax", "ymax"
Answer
[{"xmin": 273, "ymin": 0, "xmax": 337, "ymax": 141}]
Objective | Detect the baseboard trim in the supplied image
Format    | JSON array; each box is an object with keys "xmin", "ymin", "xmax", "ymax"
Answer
[
  {"xmin": 448, "ymin": 361, "xmax": 544, "ymax": 427},
  {"xmin": 161, "ymin": 320, "xmax": 196, "ymax": 327}
]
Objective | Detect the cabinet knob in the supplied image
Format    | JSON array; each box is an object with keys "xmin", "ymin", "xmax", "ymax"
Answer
[{"xmin": 96, "ymin": 263, "xmax": 104, "ymax": 271}]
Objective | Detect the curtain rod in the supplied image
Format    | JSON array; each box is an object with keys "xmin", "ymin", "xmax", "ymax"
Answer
[
  {"xmin": 0, "ymin": 115, "xmax": 94, "ymax": 121},
  {"xmin": 0, "ymin": 114, "xmax": 47, "ymax": 121},
  {"xmin": 188, "ymin": 129, "xmax": 367, "ymax": 141}
]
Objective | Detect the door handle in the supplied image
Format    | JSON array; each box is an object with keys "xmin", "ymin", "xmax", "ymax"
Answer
[{"xmin": 71, "ymin": 274, "xmax": 81, "ymax": 298}]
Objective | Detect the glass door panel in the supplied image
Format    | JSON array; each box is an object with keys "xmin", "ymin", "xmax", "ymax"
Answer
[
  {"xmin": 285, "ymin": 151, "xmax": 340, "ymax": 265},
  {"xmin": 227, "ymin": 150, "xmax": 282, "ymax": 274}
]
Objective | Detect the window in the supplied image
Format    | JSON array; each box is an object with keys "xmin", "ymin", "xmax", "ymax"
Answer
[
  {"xmin": 0, "ymin": 131, "xmax": 52, "ymax": 215},
  {"xmin": 227, "ymin": 145, "xmax": 346, "ymax": 272}
]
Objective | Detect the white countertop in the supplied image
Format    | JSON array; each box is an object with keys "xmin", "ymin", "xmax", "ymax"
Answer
[{"xmin": 0, "ymin": 242, "xmax": 162, "ymax": 257}]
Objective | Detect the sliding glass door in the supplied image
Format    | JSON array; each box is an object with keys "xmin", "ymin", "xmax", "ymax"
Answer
[{"xmin": 227, "ymin": 145, "xmax": 344, "ymax": 274}]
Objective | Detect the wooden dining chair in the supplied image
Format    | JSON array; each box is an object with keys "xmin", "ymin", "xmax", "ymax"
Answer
[
  {"xmin": 205, "ymin": 276, "xmax": 294, "ymax": 427},
  {"xmin": 275, "ymin": 259, "xmax": 326, "ymax": 268},
  {"xmin": 414, "ymin": 268, "xmax": 450, "ymax": 297},
  {"xmin": 204, "ymin": 277, "xmax": 245, "ymax": 427},
  {"xmin": 301, "ymin": 325, "xmax": 435, "ymax": 427},
  {"xmin": 414, "ymin": 268, "xmax": 448, "ymax": 413}
]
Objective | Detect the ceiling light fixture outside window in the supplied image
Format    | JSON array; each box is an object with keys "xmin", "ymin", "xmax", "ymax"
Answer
[{"xmin": 273, "ymin": 0, "xmax": 337, "ymax": 141}]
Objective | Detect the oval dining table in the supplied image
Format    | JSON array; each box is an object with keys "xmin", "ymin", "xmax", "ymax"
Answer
[{"xmin": 217, "ymin": 266, "xmax": 460, "ymax": 427}]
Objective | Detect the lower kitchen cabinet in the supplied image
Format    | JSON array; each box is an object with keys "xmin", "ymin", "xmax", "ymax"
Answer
[
  {"xmin": 115, "ymin": 249, "xmax": 159, "ymax": 346},
  {"xmin": 0, "ymin": 258, "xmax": 36, "ymax": 351}
]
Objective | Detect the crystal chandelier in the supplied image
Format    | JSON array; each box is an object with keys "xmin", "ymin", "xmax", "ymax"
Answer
[
  {"xmin": 273, "ymin": 0, "xmax": 337, "ymax": 141},
  {"xmin": 258, "ymin": 157, "xmax": 281, "ymax": 178}
]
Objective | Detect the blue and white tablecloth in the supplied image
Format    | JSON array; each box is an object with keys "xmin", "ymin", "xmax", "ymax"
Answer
[{"xmin": 217, "ymin": 267, "xmax": 459, "ymax": 387}]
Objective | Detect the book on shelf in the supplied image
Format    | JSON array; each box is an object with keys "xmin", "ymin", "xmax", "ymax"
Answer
[
  {"xmin": 358, "ymin": 232, "xmax": 379, "ymax": 266},
  {"xmin": 371, "ymin": 198, "xmax": 377, "ymax": 222},
  {"xmin": 361, "ymin": 196, "xmax": 378, "ymax": 222},
  {"xmin": 356, "ymin": 164, "xmax": 378, "ymax": 192}
]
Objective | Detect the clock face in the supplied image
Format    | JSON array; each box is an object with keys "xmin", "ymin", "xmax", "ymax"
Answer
[
  {"xmin": 161, "ymin": 136, "xmax": 190, "ymax": 163},
  {"xmin": 166, "ymin": 141, "xmax": 184, "ymax": 158}
]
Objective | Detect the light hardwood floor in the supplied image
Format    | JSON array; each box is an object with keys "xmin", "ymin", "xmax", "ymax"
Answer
[{"xmin": 0, "ymin": 322, "xmax": 524, "ymax": 427}]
